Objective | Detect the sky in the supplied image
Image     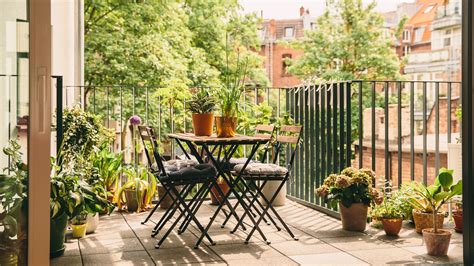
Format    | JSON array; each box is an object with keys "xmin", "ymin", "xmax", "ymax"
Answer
[{"xmin": 239, "ymin": 0, "xmax": 415, "ymax": 19}]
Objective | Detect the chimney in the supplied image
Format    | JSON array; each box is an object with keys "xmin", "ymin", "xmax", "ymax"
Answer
[
  {"xmin": 300, "ymin": 6, "xmax": 305, "ymax": 17},
  {"xmin": 269, "ymin": 19, "xmax": 276, "ymax": 38}
]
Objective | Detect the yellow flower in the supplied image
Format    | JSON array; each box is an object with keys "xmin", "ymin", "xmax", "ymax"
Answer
[{"xmin": 323, "ymin": 174, "xmax": 338, "ymax": 187}]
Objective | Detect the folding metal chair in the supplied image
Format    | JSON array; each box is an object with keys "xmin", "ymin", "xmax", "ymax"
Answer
[
  {"xmin": 138, "ymin": 125, "xmax": 225, "ymax": 249},
  {"xmin": 232, "ymin": 125, "xmax": 303, "ymax": 243}
]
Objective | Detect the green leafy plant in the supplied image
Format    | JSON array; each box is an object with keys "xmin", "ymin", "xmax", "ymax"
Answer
[
  {"xmin": 187, "ymin": 89, "xmax": 216, "ymax": 114},
  {"xmin": 315, "ymin": 167, "xmax": 377, "ymax": 208},
  {"xmin": 115, "ymin": 165, "xmax": 156, "ymax": 212},
  {"xmin": 91, "ymin": 146, "xmax": 123, "ymax": 193},
  {"xmin": 408, "ymin": 168, "xmax": 462, "ymax": 233}
]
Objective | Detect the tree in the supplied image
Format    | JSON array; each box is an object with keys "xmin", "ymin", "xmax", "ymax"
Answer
[{"xmin": 288, "ymin": 0, "xmax": 403, "ymax": 81}]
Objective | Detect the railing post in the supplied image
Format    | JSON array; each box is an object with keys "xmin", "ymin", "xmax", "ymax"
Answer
[{"xmin": 55, "ymin": 76, "xmax": 63, "ymax": 155}]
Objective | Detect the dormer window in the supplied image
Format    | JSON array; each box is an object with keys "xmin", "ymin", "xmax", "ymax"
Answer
[
  {"xmin": 284, "ymin": 27, "xmax": 294, "ymax": 39},
  {"xmin": 402, "ymin": 29, "xmax": 410, "ymax": 42}
]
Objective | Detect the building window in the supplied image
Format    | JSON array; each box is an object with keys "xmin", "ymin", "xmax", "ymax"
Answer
[
  {"xmin": 402, "ymin": 29, "xmax": 410, "ymax": 42},
  {"xmin": 403, "ymin": 46, "xmax": 410, "ymax": 56},
  {"xmin": 282, "ymin": 54, "xmax": 292, "ymax": 76},
  {"xmin": 414, "ymin": 27, "xmax": 425, "ymax": 43},
  {"xmin": 310, "ymin": 22, "xmax": 317, "ymax": 30},
  {"xmin": 284, "ymin": 27, "xmax": 294, "ymax": 39},
  {"xmin": 444, "ymin": 37, "xmax": 451, "ymax": 47}
]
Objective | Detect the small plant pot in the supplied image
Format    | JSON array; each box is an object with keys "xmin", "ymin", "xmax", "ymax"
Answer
[
  {"xmin": 86, "ymin": 213, "xmax": 100, "ymax": 234},
  {"xmin": 413, "ymin": 210, "xmax": 444, "ymax": 234},
  {"xmin": 422, "ymin": 228, "xmax": 452, "ymax": 256},
  {"xmin": 71, "ymin": 223, "xmax": 88, "ymax": 238},
  {"xmin": 50, "ymin": 212, "xmax": 68, "ymax": 258},
  {"xmin": 192, "ymin": 113, "xmax": 214, "ymax": 136},
  {"xmin": 453, "ymin": 211, "xmax": 463, "ymax": 233},
  {"xmin": 124, "ymin": 189, "xmax": 139, "ymax": 213},
  {"xmin": 215, "ymin": 116, "xmax": 237, "ymax": 138},
  {"xmin": 339, "ymin": 202, "xmax": 368, "ymax": 232},
  {"xmin": 382, "ymin": 218, "xmax": 403, "ymax": 236},
  {"xmin": 210, "ymin": 181, "xmax": 230, "ymax": 205}
]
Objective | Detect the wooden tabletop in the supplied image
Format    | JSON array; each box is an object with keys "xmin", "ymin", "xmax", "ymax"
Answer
[{"xmin": 168, "ymin": 133, "xmax": 271, "ymax": 145}]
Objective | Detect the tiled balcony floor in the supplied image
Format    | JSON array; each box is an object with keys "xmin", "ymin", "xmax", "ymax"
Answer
[{"xmin": 51, "ymin": 200, "xmax": 463, "ymax": 265}]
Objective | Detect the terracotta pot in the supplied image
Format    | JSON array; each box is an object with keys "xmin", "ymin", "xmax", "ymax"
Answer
[
  {"xmin": 124, "ymin": 189, "xmax": 139, "ymax": 212},
  {"xmin": 210, "ymin": 181, "xmax": 230, "ymax": 205},
  {"xmin": 382, "ymin": 218, "xmax": 403, "ymax": 236},
  {"xmin": 192, "ymin": 113, "xmax": 214, "ymax": 136},
  {"xmin": 422, "ymin": 228, "xmax": 452, "ymax": 256},
  {"xmin": 453, "ymin": 211, "xmax": 463, "ymax": 233},
  {"xmin": 215, "ymin": 116, "xmax": 237, "ymax": 138},
  {"xmin": 157, "ymin": 184, "xmax": 182, "ymax": 209},
  {"xmin": 413, "ymin": 210, "xmax": 444, "ymax": 234},
  {"xmin": 339, "ymin": 202, "xmax": 368, "ymax": 232}
]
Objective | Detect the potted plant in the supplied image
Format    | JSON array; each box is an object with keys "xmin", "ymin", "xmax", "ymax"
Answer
[
  {"xmin": 71, "ymin": 212, "xmax": 88, "ymax": 238},
  {"xmin": 379, "ymin": 198, "xmax": 404, "ymax": 236},
  {"xmin": 452, "ymin": 197, "xmax": 462, "ymax": 233},
  {"xmin": 91, "ymin": 146, "xmax": 123, "ymax": 200},
  {"xmin": 210, "ymin": 177, "xmax": 230, "ymax": 205},
  {"xmin": 316, "ymin": 167, "xmax": 377, "ymax": 232},
  {"xmin": 410, "ymin": 168, "xmax": 462, "ymax": 256},
  {"xmin": 404, "ymin": 181, "xmax": 446, "ymax": 233},
  {"xmin": 115, "ymin": 165, "xmax": 156, "ymax": 213},
  {"xmin": 188, "ymin": 89, "xmax": 216, "ymax": 136}
]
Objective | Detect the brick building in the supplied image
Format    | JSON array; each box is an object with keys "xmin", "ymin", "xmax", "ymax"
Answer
[{"xmin": 258, "ymin": 7, "xmax": 314, "ymax": 88}]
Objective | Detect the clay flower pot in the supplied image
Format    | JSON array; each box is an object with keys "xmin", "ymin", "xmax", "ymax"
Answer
[
  {"xmin": 453, "ymin": 211, "xmax": 463, "ymax": 233},
  {"xmin": 422, "ymin": 228, "xmax": 452, "ymax": 256},
  {"xmin": 192, "ymin": 113, "xmax": 214, "ymax": 136},
  {"xmin": 413, "ymin": 209, "xmax": 444, "ymax": 233},
  {"xmin": 339, "ymin": 202, "xmax": 368, "ymax": 232},
  {"xmin": 124, "ymin": 189, "xmax": 139, "ymax": 213},
  {"xmin": 382, "ymin": 218, "xmax": 403, "ymax": 236},
  {"xmin": 215, "ymin": 116, "xmax": 237, "ymax": 138},
  {"xmin": 210, "ymin": 181, "xmax": 230, "ymax": 205}
]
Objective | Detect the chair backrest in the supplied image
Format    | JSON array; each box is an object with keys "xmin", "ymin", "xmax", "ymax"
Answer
[
  {"xmin": 255, "ymin": 124, "xmax": 276, "ymax": 163},
  {"xmin": 274, "ymin": 125, "xmax": 303, "ymax": 170},
  {"xmin": 138, "ymin": 125, "xmax": 167, "ymax": 175}
]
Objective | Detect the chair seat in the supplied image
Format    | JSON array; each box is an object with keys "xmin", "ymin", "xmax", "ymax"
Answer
[
  {"xmin": 233, "ymin": 163, "xmax": 288, "ymax": 180},
  {"xmin": 163, "ymin": 159, "xmax": 198, "ymax": 172},
  {"xmin": 160, "ymin": 163, "xmax": 217, "ymax": 183}
]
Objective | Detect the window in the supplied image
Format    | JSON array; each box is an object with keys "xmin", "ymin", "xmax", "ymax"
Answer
[
  {"xmin": 444, "ymin": 37, "xmax": 451, "ymax": 47},
  {"xmin": 310, "ymin": 22, "xmax": 317, "ymax": 30},
  {"xmin": 402, "ymin": 29, "xmax": 410, "ymax": 42},
  {"xmin": 414, "ymin": 27, "xmax": 425, "ymax": 43},
  {"xmin": 403, "ymin": 46, "xmax": 410, "ymax": 56},
  {"xmin": 282, "ymin": 54, "xmax": 292, "ymax": 76},
  {"xmin": 284, "ymin": 27, "xmax": 294, "ymax": 38}
]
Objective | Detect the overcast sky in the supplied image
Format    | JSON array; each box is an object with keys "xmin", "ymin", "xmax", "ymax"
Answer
[{"xmin": 239, "ymin": 0, "xmax": 415, "ymax": 19}]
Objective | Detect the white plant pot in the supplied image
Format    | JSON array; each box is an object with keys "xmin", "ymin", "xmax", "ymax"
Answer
[
  {"xmin": 86, "ymin": 213, "xmax": 99, "ymax": 234},
  {"xmin": 448, "ymin": 143, "xmax": 462, "ymax": 182},
  {"xmin": 260, "ymin": 181, "xmax": 287, "ymax": 207}
]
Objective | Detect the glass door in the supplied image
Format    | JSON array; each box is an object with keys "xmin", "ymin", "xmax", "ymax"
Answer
[{"xmin": 0, "ymin": 1, "xmax": 30, "ymax": 264}]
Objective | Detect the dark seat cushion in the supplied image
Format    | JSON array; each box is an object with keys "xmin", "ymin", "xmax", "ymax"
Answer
[{"xmin": 161, "ymin": 163, "xmax": 217, "ymax": 183}]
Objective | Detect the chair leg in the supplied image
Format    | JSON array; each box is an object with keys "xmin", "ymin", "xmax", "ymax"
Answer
[
  {"xmin": 142, "ymin": 187, "xmax": 169, "ymax": 224},
  {"xmin": 178, "ymin": 182, "xmax": 211, "ymax": 234}
]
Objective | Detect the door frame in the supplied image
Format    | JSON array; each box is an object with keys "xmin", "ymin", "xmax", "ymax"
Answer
[{"xmin": 28, "ymin": 0, "xmax": 52, "ymax": 264}]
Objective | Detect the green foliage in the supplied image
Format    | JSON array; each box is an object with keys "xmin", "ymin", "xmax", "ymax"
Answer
[
  {"xmin": 187, "ymin": 89, "xmax": 216, "ymax": 114},
  {"xmin": 115, "ymin": 165, "xmax": 157, "ymax": 212},
  {"xmin": 91, "ymin": 146, "xmax": 123, "ymax": 192},
  {"xmin": 315, "ymin": 167, "xmax": 377, "ymax": 208}
]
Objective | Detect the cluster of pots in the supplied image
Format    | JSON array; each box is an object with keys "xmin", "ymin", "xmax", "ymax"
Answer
[{"xmin": 339, "ymin": 203, "xmax": 461, "ymax": 257}]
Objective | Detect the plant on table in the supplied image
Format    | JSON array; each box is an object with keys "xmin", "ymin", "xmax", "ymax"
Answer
[
  {"xmin": 315, "ymin": 167, "xmax": 377, "ymax": 232},
  {"xmin": 115, "ymin": 165, "xmax": 156, "ymax": 213},
  {"xmin": 187, "ymin": 89, "xmax": 216, "ymax": 136},
  {"xmin": 410, "ymin": 168, "xmax": 462, "ymax": 256}
]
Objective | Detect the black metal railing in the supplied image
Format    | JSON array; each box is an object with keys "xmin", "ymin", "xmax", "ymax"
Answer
[{"xmin": 58, "ymin": 79, "xmax": 461, "ymax": 216}]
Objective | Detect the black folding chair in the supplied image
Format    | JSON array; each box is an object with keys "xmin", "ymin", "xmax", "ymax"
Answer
[
  {"xmin": 232, "ymin": 125, "xmax": 302, "ymax": 243},
  {"xmin": 138, "ymin": 125, "xmax": 226, "ymax": 249}
]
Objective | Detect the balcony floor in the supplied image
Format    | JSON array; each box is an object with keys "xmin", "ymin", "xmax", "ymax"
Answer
[{"xmin": 51, "ymin": 200, "xmax": 463, "ymax": 265}]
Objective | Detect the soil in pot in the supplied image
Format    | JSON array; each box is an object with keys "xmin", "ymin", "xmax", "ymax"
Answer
[
  {"xmin": 422, "ymin": 228, "xmax": 452, "ymax": 256},
  {"xmin": 453, "ymin": 211, "xmax": 463, "ymax": 233},
  {"xmin": 192, "ymin": 113, "xmax": 214, "ymax": 136},
  {"xmin": 413, "ymin": 210, "xmax": 444, "ymax": 233},
  {"xmin": 50, "ymin": 212, "xmax": 68, "ymax": 258},
  {"xmin": 72, "ymin": 223, "xmax": 88, "ymax": 238},
  {"xmin": 215, "ymin": 116, "xmax": 237, "ymax": 138},
  {"xmin": 124, "ymin": 189, "xmax": 139, "ymax": 212},
  {"xmin": 382, "ymin": 218, "xmax": 403, "ymax": 236},
  {"xmin": 339, "ymin": 202, "xmax": 368, "ymax": 232},
  {"xmin": 210, "ymin": 181, "xmax": 230, "ymax": 205}
]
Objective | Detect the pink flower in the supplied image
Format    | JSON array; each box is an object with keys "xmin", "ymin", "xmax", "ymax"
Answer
[
  {"xmin": 315, "ymin": 185, "xmax": 329, "ymax": 198},
  {"xmin": 129, "ymin": 115, "xmax": 142, "ymax": 126}
]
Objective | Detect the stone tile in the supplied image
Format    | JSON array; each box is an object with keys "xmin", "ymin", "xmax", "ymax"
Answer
[
  {"xmin": 322, "ymin": 235, "xmax": 396, "ymax": 251},
  {"xmin": 225, "ymin": 256, "xmax": 299, "ymax": 265},
  {"xmin": 290, "ymin": 252, "xmax": 369, "ymax": 265},
  {"xmin": 63, "ymin": 238, "xmax": 80, "ymax": 257},
  {"xmin": 402, "ymin": 243, "xmax": 464, "ymax": 264},
  {"xmin": 210, "ymin": 243, "xmax": 282, "ymax": 260},
  {"xmin": 271, "ymin": 237, "xmax": 338, "ymax": 256},
  {"xmin": 79, "ymin": 237, "xmax": 144, "ymax": 255},
  {"xmin": 148, "ymin": 246, "xmax": 222, "ymax": 265},
  {"xmin": 141, "ymin": 232, "xmax": 200, "ymax": 250},
  {"xmin": 50, "ymin": 255, "xmax": 82, "ymax": 266},
  {"xmin": 82, "ymin": 251, "xmax": 154, "ymax": 265},
  {"xmin": 86, "ymin": 225, "xmax": 136, "ymax": 240},
  {"xmin": 348, "ymin": 247, "xmax": 422, "ymax": 265}
]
